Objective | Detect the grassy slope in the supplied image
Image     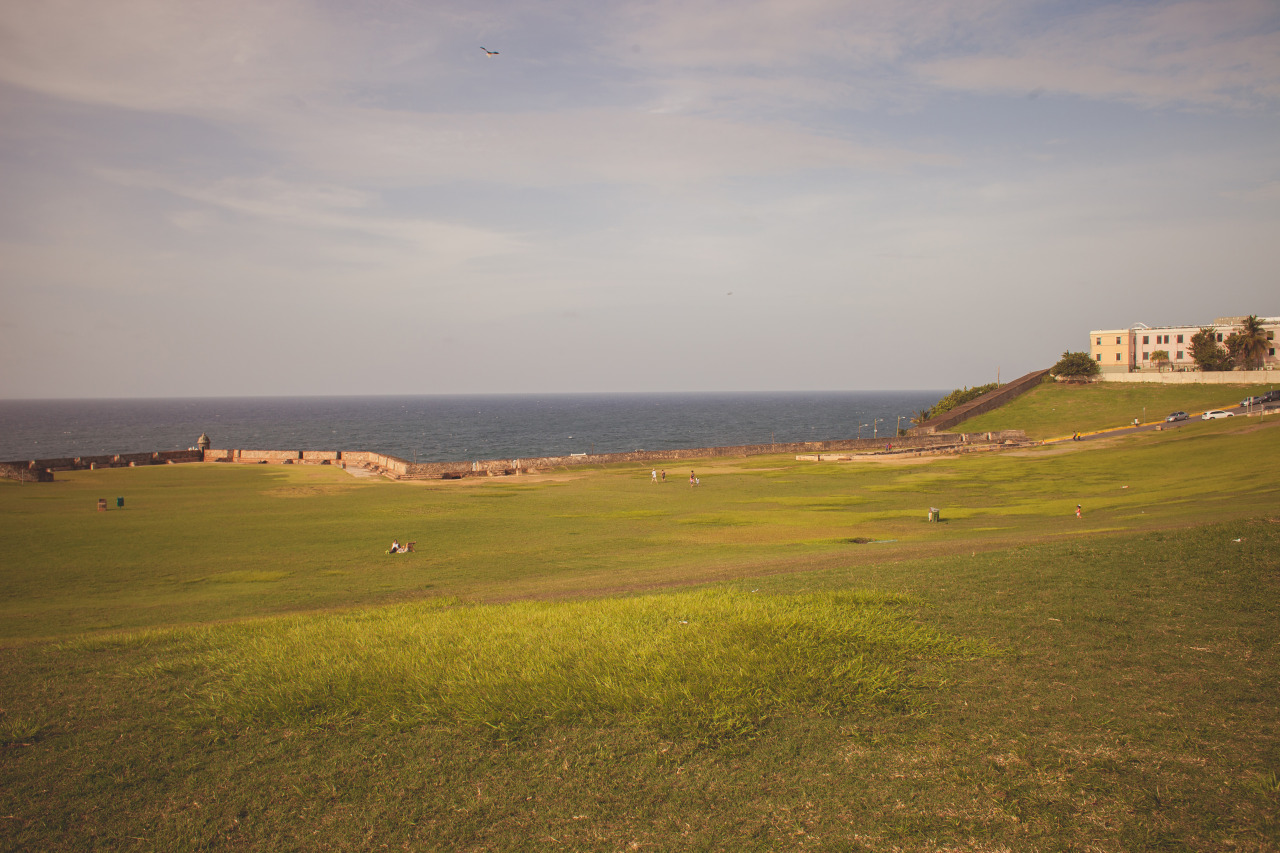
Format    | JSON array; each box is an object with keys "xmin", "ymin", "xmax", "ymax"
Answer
[
  {"xmin": 1, "ymin": 419, "xmax": 1278, "ymax": 850},
  {"xmin": 960, "ymin": 378, "xmax": 1278, "ymax": 439},
  {"xmin": 3, "ymin": 417, "xmax": 1279, "ymax": 640}
]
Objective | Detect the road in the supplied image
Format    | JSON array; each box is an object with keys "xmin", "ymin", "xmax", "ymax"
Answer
[{"xmin": 1048, "ymin": 401, "xmax": 1278, "ymax": 444}]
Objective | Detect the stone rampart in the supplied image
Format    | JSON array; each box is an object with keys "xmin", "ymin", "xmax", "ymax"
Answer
[
  {"xmin": 1098, "ymin": 369, "xmax": 1278, "ymax": 385},
  {"xmin": 359, "ymin": 431, "xmax": 1028, "ymax": 480},
  {"xmin": 0, "ymin": 462, "xmax": 53, "ymax": 482},
  {"xmin": 0, "ymin": 449, "xmax": 204, "ymax": 481},
  {"xmin": 913, "ymin": 369, "xmax": 1051, "ymax": 433},
  {"xmin": 4, "ymin": 432, "xmax": 1031, "ymax": 483}
]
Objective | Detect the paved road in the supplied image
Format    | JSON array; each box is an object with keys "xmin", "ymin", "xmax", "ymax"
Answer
[{"xmin": 1050, "ymin": 402, "xmax": 1278, "ymax": 444}]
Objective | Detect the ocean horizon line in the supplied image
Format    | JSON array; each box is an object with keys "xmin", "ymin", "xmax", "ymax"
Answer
[
  {"xmin": 0, "ymin": 391, "xmax": 945, "ymax": 464},
  {"xmin": 0, "ymin": 388, "xmax": 949, "ymax": 404}
]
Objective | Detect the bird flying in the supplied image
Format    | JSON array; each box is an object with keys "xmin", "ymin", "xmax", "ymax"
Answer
[{"xmin": 481, "ymin": 47, "xmax": 499, "ymax": 55}]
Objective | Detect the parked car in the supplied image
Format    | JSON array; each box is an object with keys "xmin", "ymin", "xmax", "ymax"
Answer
[
  {"xmin": 1202, "ymin": 410, "xmax": 1234, "ymax": 420},
  {"xmin": 1165, "ymin": 411, "xmax": 1189, "ymax": 422},
  {"xmin": 1241, "ymin": 390, "xmax": 1280, "ymax": 407}
]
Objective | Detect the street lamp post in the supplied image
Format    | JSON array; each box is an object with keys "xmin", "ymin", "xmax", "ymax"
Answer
[
  {"xmin": 858, "ymin": 423, "xmax": 869, "ymax": 439},
  {"xmin": 873, "ymin": 418, "xmax": 882, "ymax": 439}
]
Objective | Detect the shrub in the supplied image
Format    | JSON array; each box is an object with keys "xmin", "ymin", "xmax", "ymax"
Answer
[
  {"xmin": 930, "ymin": 382, "xmax": 1001, "ymax": 417},
  {"xmin": 1050, "ymin": 351, "xmax": 1100, "ymax": 378}
]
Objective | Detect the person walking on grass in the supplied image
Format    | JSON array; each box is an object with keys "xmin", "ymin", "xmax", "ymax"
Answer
[
  {"xmin": 652, "ymin": 468, "xmax": 658, "ymax": 483},
  {"xmin": 1076, "ymin": 504, "xmax": 1082, "ymax": 519},
  {"xmin": 690, "ymin": 470, "xmax": 696, "ymax": 487},
  {"xmin": 661, "ymin": 469, "xmax": 666, "ymax": 483}
]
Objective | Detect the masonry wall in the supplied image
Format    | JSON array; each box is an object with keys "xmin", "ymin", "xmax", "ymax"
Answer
[
  {"xmin": 912, "ymin": 369, "xmax": 1051, "ymax": 433},
  {"xmin": 5, "ymin": 432, "xmax": 1030, "ymax": 483},
  {"xmin": 365, "ymin": 431, "xmax": 1028, "ymax": 480},
  {"xmin": 1098, "ymin": 369, "xmax": 1279, "ymax": 385},
  {"xmin": 0, "ymin": 449, "xmax": 204, "ymax": 481}
]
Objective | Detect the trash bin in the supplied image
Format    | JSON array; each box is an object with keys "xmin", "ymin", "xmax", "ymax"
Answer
[
  {"xmin": 97, "ymin": 498, "xmax": 107, "ymax": 512},
  {"xmin": 928, "ymin": 507, "xmax": 940, "ymax": 522},
  {"xmin": 116, "ymin": 497, "xmax": 124, "ymax": 508}
]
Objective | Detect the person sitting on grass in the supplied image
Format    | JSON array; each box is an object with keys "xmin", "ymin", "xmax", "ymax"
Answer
[{"xmin": 389, "ymin": 539, "xmax": 401, "ymax": 554}]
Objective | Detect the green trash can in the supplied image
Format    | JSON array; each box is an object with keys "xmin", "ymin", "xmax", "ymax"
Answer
[{"xmin": 116, "ymin": 497, "xmax": 124, "ymax": 508}]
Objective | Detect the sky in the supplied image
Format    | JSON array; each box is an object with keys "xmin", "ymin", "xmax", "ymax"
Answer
[{"xmin": 1, "ymin": 0, "xmax": 1278, "ymax": 398}]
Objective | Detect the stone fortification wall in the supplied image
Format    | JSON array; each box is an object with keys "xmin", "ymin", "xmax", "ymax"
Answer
[
  {"xmin": 913, "ymin": 369, "xmax": 1051, "ymax": 433},
  {"xmin": 204, "ymin": 449, "xmax": 304, "ymax": 463},
  {"xmin": 0, "ymin": 462, "xmax": 53, "ymax": 482},
  {"xmin": 1098, "ymin": 369, "xmax": 1278, "ymax": 385},
  {"xmin": 0, "ymin": 449, "xmax": 204, "ymax": 481},
  {"xmin": 342, "ymin": 431, "xmax": 1028, "ymax": 480},
  {"xmin": 5, "ymin": 431, "xmax": 1030, "ymax": 483}
]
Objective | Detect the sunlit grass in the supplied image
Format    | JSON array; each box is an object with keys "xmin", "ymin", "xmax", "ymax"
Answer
[
  {"xmin": 961, "ymin": 378, "xmax": 1276, "ymax": 438},
  {"xmin": 79, "ymin": 588, "xmax": 987, "ymax": 744}
]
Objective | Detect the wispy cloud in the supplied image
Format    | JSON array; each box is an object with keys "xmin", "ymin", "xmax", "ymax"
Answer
[
  {"xmin": 1, "ymin": 0, "xmax": 1278, "ymax": 396},
  {"xmin": 919, "ymin": 0, "xmax": 1280, "ymax": 108}
]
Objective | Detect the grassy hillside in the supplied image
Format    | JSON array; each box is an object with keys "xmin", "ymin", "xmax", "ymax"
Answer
[
  {"xmin": 960, "ymin": 378, "xmax": 1277, "ymax": 438},
  {"xmin": 2, "ymin": 419, "xmax": 1278, "ymax": 851},
  {"xmin": 3, "ymin": 416, "xmax": 1279, "ymax": 640}
]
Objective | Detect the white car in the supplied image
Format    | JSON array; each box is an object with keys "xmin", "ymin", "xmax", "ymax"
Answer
[{"xmin": 1201, "ymin": 410, "xmax": 1234, "ymax": 420}]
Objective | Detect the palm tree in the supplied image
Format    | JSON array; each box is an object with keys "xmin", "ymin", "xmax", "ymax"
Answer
[
  {"xmin": 1150, "ymin": 350, "xmax": 1170, "ymax": 372},
  {"xmin": 1228, "ymin": 315, "xmax": 1269, "ymax": 369}
]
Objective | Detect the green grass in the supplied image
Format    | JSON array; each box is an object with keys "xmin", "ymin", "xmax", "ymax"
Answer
[
  {"xmin": 1, "ymin": 419, "xmax": 1278, "ymax": 850},
  {"xmin": 961, "ymin": 377, "xmax": 1278, "ymax": 438},
  {"xmin": 129, "ymin": 588, "xmax": 985, "ymax": 744},
  {"xmin": 3, "ymin": 417, "xmax": 1278, "ymax": 641}
]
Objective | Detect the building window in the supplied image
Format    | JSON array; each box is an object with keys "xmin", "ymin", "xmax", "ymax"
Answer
[
  {"xmin": 1142, "ymin": 351, "xmax": 1148, "ymax": 360},
  {"xmin": 1176, "ymin": 351, "xmax": 1184, "ymax": 359},
  {"xmin": 1269, "ymin": 331, "xmax": 1275, "ymax": 340},
  {"xmin": 1271, "ymin": 348, "xmax": 1276, "ymax": 357},
  {"xmin": 1096, "ymin": 337, "xmax": 1101, "ymax": 345},
  {"xmin": 1143, "ymin": 335, "xmax": 1149, "ymax": 344},
  {"xmin": 1096, "ymin": 354, "xmax": 1102, "ymax": 361},
  {"xmin": 1176, "ymin": 334, "xmax": 1183, "ymax": 344},
  {"xmin": 1116, "ymin": 336, "xmax": 1121, "ymax": 345},
  {"xmin": 1217, "ymin": 333, "xmax": 1223, "ymax": 342},
  {"xmin": 1116, "ymin": 353, "xmax": 1121, "ymax": 361}
]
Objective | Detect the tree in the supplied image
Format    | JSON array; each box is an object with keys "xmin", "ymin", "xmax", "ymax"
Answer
[
  {"xmin": 1150, "ymin": 350, "xmax": 1170, "ymax": 372},
  {"xmin": 911, "ymin": 407, "xmax": 933, "ymax": 426},
  {"xmin": 1050, "ymin": 351, "xmax": 1100, "ymax": 378},
  {"xmin": 1189, "ymin": 328, "xmax": 1231, "ymax": 371},
  {"xmin": 1226, "ymin": 315, "xmax": 1269, "ymax": 370}
]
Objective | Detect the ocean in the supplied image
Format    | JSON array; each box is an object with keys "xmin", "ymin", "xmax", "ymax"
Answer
[{"xmin": 0, "ymin": 392, "xmax": 943, "ymax": 464}]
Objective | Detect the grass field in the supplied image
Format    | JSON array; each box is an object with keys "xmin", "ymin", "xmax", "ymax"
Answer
[
  {"xmin": 960, "ymin": 378, "xmax": 1277, "ymax": 439},
  {"xmin": 1, "ymin": 408, "xmax": 1278, "ymax": 850}
]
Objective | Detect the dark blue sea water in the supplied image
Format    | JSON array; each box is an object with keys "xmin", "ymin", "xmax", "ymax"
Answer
[{"xmin": 0, "ymin": 393, "xmax": 943, "ymax": 463}]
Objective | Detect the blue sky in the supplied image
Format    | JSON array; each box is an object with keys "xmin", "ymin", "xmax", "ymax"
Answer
[{"xmin": 1, "ymin": 0, "xmax": 1277, "ymax": 397}]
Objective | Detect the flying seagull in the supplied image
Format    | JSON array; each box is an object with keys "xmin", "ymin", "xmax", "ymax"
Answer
[{"xmin": 481, "ymin": 47, "xmax": 499, "ymax": 55}]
